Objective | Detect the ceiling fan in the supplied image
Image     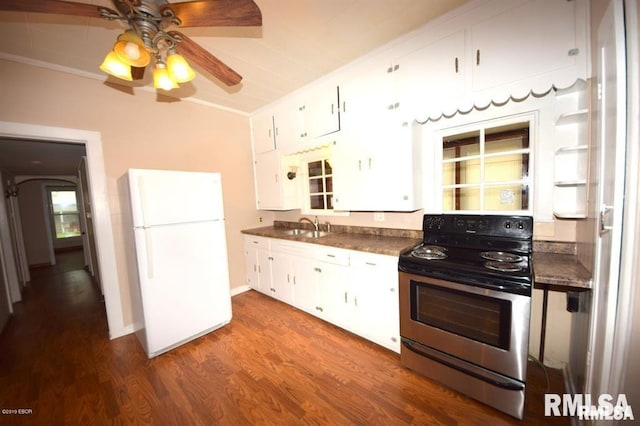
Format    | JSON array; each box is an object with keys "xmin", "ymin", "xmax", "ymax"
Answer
[{"xmin": 0, "ymin": 0, "xmax": 262, "ymax": 89}]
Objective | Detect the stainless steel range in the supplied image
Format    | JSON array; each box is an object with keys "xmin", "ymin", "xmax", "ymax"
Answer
[{"xmin": 398, "ymin": 214, "xmax": 533, "ymax": 419}]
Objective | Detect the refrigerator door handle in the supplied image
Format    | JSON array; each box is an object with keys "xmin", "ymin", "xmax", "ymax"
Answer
[
  {"xmin": 145, "ymin": 228, "xmax": 154, "ymax": 279},
  {"xmin": 138, "ymin": 176, "xmax": 150, "ymax": 227}
]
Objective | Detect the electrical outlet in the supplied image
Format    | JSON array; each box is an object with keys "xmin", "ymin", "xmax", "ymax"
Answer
[
  {"xmin": 259, "ymin": 217, "xmax": 263, "ymax": 223},
  {"xmin": 374, "ymin": 212, "xmax": 385, "ymax": 222}
]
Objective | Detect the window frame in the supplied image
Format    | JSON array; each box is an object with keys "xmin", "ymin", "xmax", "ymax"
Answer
[
  {"xmin": 436, "ymin": 114, "xmax": 535, "ymax": 215},
  {"xmin": 47, "ymin": 186, "xmax": 82, "ymax": 240},
  {"xmin": 299, "ymin": 149, "xmax": 349, "ymax": 217}
]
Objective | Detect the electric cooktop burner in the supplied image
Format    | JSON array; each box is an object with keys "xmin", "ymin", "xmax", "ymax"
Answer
[
  {"xmin": 480, "ymin": 251, "xmax": 524, "ymax": 263},
  {"xmin": 484, "ymin": 261, "xmax": 524, "ymax": 272},
  {"xmin": 411, "ymin": 245, "xmax": 447, "ymax": 260}
]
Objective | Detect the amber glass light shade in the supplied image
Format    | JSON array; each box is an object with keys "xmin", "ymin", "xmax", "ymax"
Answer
[
  {"xmin": 166, "ymin": 50, "xmax": 195, "ymax": 83},
  {"xmin": 113, "ymin": 30, "xmax": 151, "ymax": 67},
  {"xmin": 153, "ymin": 62, "xmax": 179, "ymax": 90},
  {"xmin": 99, "ymin": 51, "xmax": 132, "ymax": 81}
]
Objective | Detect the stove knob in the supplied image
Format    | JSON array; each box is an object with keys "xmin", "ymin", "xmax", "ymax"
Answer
[
  {"xmin": 505, "ymin": 221, "xmax": 511, "ymax": 229},
  {"xmin": 517, "ymin": 222, "xmax": 525, "ymax": 230}
]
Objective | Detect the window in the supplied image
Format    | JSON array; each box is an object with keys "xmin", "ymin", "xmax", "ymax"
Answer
[
  {"xmin": 441, "ymin": 120, "xmax": 531, "ymax": 213},
  {"xmin": 50, "ymin": 189, "xmax": 81, "ymax": 239},
  {"xmin": 307, "ymin": 158, "xmax": 333, "ymax": 211}
]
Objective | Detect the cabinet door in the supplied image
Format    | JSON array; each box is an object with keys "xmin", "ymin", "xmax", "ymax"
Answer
[
  {"xmin": 351, "ymin": 253, "xmax": 400, "ymax": 353},
  {"xmin": 273, "ymin": 99, "xmax": 303, "ymax": 151},
  {"xmin": 397, "ymin": 31, "xmax": 466, "ymax": 118},
  {"xmin": 254, "ymin": 151, "xmax": 282, "ymax": 209},
  {"xmin": 299, "ymin": 81, "xmax": 340, "ymax": 140},
  {"xmin": 269, "ymin": 251, "xmax": 294, "ymax": 304},
  {"xmin": 291, "ymin": 257, "xmax": 320, "ymax": 316},
  {"xmin": 243, "ymin": 237, "xmax": 262, "ymax": 292},
  {"xmin": 251, "ymin": 110, "xmax": 276, "ymax": 154},
  {"xmin": 254, "ymin": 151, "xmax": 300, "ymax": 210},
  {"xmin": 317, "ymin": 262, "xmax": 350, "ymax": 329},
  {"xmin": 470, "ymin": 0, "xmax": 577, "ymax": 92}
]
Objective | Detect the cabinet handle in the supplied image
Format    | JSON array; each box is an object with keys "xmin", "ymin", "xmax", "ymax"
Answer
[
  {"xmin": 343, "ymin": 101, "xmax": 346, "ymax": 113},
  {"xmin": 268, "ymin": 128, "xmax": 272, "ymax": 138},
  {"xmin": 358, "ymin": 159, "xmax": 362, "ymax": 171},
  {"xmin": 365, "ymin": 262, "xmax": 376, "ymax": 266},
  {"xmin": 287, "ymin": 273, "xmax": 290, "ymax": 283},
  {"xmin": 316, "ymin": 306, "xmax": 324, "ymax": 312},
  {"xmin": 293, "ymin": 276, "xmax": 296, "ymax": 285},
  {"xmin": 476, "ymin": 49, "xmax": 480, "ymax": 66},
  {"xmin": 390, "ymin": 288, "xmax": 395, "ymax": 293},
  {"xmin": 314, "ymin": 267, "xmax": 322, "ymax": 273},
  {"xmin": 275, "ymin": 127, "xmax": 279, "ymax": 137},
  {"xmin": 455, "ymin": 57, "xmax": 459, "ymax": 73},
  {"xmin": 354, "ymin": 296, "xmax": 358, "ymax": 307},
  {"xmin": 331, "ymin": 104, "xmax": 334, "ymax": 115},
  {"xmin": 275, "ymin": 174, "xmax": 278, "ymax": 183},
  {"xmin": 368, "ymin": 158, "xmax": 372, "ymax": 169},
  {"xmin": 326, "ymin": 254, "xmax": 335, "ymax": 258},
  {"xmin": 344, "ymin": 292, "xmax": 347, "ymax": 303},
  {"xmin": 391, "ymin": 337, "xmax": 398, "ymax": 343}
]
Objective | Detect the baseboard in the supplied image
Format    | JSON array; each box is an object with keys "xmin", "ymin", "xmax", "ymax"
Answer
[{"xmin": 231, "ymin": 285, "xmax": 251, "ymax": 297}]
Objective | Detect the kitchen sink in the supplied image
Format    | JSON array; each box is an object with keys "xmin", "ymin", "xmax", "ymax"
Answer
[
  {"xmin": 304, "ymin": 230, "xmax": 330, "ymax": 238},
  {"xmin": 281, "ymin": 229, "xmax": 330, "ymax": 238}
]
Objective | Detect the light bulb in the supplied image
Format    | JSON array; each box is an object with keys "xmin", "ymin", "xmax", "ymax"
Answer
[{"xmin": 123, "ymin": 42, "xmax": 141, "ymax": 60}]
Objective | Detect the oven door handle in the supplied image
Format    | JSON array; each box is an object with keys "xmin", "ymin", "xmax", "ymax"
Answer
[{"xmin": 402, "ymin": 340, "xmax": 524, "ymax": 391}]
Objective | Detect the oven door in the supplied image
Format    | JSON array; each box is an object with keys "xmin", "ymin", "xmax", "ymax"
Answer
[{"xmin": 399, "ymin": 271, "xmax": 531, "ymax": 382}]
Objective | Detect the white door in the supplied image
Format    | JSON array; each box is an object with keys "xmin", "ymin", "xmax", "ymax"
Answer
[{"xmin": 587, "ymin": 0, "xmax": 627, "ymax": 398}]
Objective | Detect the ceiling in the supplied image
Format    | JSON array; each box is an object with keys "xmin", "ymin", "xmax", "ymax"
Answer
[
  {"xmin": 0, "ymin": 0, "xmax": 467, "ymax": 114},
  {"xmin": 0, "ymin": 0, "xmax": 467, "ymax": 178}
]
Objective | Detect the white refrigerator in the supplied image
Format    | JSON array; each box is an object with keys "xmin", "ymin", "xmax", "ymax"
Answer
[{"xmin": 127, "ymin": 168, "xmax": 232, "ymax": 358}]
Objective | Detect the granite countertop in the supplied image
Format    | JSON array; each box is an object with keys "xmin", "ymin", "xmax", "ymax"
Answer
[
  {"xmin": 532, "ymin": 241, "xmax": 592, "ymax": 289},
  {"xmin": 241, "ymin": 221, "xmax": 422, "ymax": 257}
]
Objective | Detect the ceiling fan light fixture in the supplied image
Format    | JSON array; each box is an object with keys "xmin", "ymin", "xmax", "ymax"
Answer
[
  {"xmin": 166, "ymin": 49, "xmax": 195, "ymax": 83},
  {"xmin": 113, "ymin": 30, "xmax": 151, "ymax": 67},
  {"xmin": 153, "ymin": 61, "xmax": 179, "ymax": 90},
  {"xmin": 99, "ymin": 51, "xmax": 133, "ymax": 81}
]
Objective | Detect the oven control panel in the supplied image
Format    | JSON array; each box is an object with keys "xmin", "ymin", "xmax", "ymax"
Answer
[{"xmin": 423, "ymin": 214, "xmax": 533, "ymax": 239}]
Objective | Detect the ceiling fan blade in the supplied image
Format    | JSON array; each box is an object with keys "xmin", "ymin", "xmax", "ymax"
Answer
[
  {"xmin": 169, "ymin": 31, "xmax": 242, "ymax": 86},
  {"xmin": 0, "ymin": 0, "xmax": 107, "ymax": 18},
  {"xmin": 163, "ymin": 0, "xmax": 261, "ymax": 28}
]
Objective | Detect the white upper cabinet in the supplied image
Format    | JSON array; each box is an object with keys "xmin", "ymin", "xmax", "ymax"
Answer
[
  {"xmin": 334, "ymin": 54, "xmax": 421, "ymax": 212},
  {"xmin": 251, "ymin": 109, "xmax": 276, "ymax": 154},
  {"xmin": 253, "ymin": 150, "xmax": 299, "ymax": 210},
  {"xmin": 296, "ymin": 80, "xmax": 341, "ymax": 141},
  {"xmin": 397, "ymin": 30, "xmax": 466, "ymax": 118},
  {"xmin": 469, "ymin": 0, "xmax": 580, "ymax": 94}
]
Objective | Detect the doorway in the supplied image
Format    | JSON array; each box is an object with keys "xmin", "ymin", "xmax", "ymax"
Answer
[{"xmin": 0, "ymin": 121, "xmax": 125, "ymax": 339}]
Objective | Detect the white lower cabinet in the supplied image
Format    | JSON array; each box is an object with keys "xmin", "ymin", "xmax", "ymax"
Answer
[
  {"xmin": 243, "ymin": 236, "xmax": 401, "ymax": 353},
  {"xmin": 349, "ymin": 252, "xmax": 401, "ymax": 353},
  {"xmin": 243, "ymin": 236, "xmax": 271, "ymax": 295}
]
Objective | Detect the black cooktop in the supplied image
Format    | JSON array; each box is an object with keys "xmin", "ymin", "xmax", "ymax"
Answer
[{"xmin": 398, "ymin": 214, "xmax": 534, "ymax": 295}]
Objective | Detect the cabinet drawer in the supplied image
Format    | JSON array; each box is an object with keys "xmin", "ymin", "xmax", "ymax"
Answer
[
  {"xmin": 315, "ymin": 247, "xmax": 350, "ymax": 266},
  {"xmin": 244, "ymin": 236, "xmax": 270, "ymax": 250}
]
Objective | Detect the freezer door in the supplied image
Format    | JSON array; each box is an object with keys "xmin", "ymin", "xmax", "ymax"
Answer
[
  {"xmin": 133, "ymin": 221, "xmax": 232, "ymax": 357},
  {"xmin": 129, "ymin": 169, "xmax": 224, "ymax": 227}
]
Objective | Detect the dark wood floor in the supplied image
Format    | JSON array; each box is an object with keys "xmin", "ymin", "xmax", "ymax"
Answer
[{"xmin": 0, "ymin": 250, "xmax": 569, "ymax": 425}]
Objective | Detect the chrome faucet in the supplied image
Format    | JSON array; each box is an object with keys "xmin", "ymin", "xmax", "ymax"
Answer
[{"xmin": 298, "ymin": 216, "xmax": 319, "ymax": 231}]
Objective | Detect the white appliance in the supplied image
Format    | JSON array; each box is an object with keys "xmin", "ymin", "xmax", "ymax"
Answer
[{"xmin": 127, "ymin": 168, "xmax": 232, "ymax": 358}]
